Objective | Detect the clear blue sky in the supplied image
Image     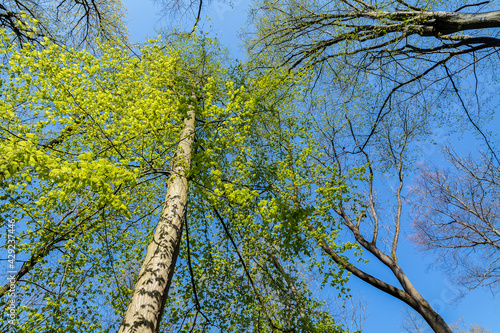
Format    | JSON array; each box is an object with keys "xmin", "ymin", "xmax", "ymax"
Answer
[{"xmin": 121, "ymin": 1, "xmax": 500, "ymax": 332}]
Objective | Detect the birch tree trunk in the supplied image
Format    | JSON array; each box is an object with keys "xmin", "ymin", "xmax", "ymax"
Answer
[{"xmin": 118, "ymin": 101, "xmax": 196, "ymax": 333}]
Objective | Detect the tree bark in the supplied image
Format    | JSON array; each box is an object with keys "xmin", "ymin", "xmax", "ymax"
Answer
[
  {"xmin": 251, "ymin": 4, "xmax": 500, "ymax": 69},
  {"xmin": 118, "ymin": 101, "xmax": 196, "ymax": 333},
  {"xmin": 306, "ymin": 221, "xmax": 453, "ymax": 333},
  {"xmin": 408, "ymin": 10, "xmax": 500, "ymax": 36}
]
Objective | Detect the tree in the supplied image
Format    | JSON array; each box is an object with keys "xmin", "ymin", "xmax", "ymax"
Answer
[
  {"xmin": 0, "ymin": 0, "xmax": 127, "ymax": 47},
  {"xmin": 300, "ymin": 93, "xmax": 454, "ymax": 333},
  {"xmin": 411, "ymin": 146, "xmax": 500, "ymax": 293},
  {"xmin": 248, "ymin": 0, "xmax": 500, "ymax": 68},
  {"xmin": 117, "ymin": 40, "xmax": 198, "ymax": 332},
  {"xmin": 402, "ymin": 311, "xmax": 492, "ymax": 333},
  {"xmin": 4, "ymin": 1, "xmax": 497, "ymax": 331},
  {"xmin": 451, "ymin": 319, "xmax": 492, "ymax": 333},
  {"xmin": 402, "ymin": 307, "xmax": 433, "ymax": 333},
  {"xmin": 0, "ymin": 28, "xmax": 351, "ymax": 332},
  {"xmin": 153, "ymin": 0, "xmax": 204, "ymax": 31},
  {"xmin": 247, "ymin": 0, "xmax": 500, "ymax": 147},
  {"xmin": 247, "ymin": 1, "xmax": 500, "ymax": 332},
  {"xmin": 332, "ymin": 294, "xmax": 368, "ymax": 333},
  {"xmin": 116, "ymin": 37, "xmax": 354, "ymax": 332},
  {"xmin": 0, "ymin": 30, "xmax": 183, "ymax": 331}
]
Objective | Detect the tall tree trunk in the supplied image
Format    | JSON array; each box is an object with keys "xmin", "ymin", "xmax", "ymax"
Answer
[{"xmin": 118, "ymin": 102, "xmax": 196, "ymax": 333}]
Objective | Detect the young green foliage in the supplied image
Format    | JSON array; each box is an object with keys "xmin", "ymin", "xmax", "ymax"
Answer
[{"xmin": 0, "ymin": 28, "xmax": 354, "ymax": 332}]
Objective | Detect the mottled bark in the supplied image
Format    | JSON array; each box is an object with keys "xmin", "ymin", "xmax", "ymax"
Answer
[
  {"xmin": 118, "ymin": 102, "xmax": 196, "ymax": 333},
  {"xmin": 307, "ymin": 219, "xmax": 452, "ymax": 333}
]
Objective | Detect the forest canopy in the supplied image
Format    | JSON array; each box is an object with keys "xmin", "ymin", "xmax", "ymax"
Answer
[{"xmin": 1, "ymin": 1, "xmax": 499, "ymax": 332}]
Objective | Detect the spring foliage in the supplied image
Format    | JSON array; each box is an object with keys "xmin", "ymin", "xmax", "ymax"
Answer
[{"xmin": 0, "ymin": 28, "xmax": 357, "ymax": 332}]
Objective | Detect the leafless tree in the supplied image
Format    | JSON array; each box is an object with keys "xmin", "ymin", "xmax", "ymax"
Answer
[
  {"xmin": 401, "ymin": 311, "xmax": 493, "ymax": 333},
  {"xmin": 411, "ymin": 146, "xmax": 500, "ymax": 293},
  {"xmin": 401, "ymin": 307, "xmax": 433, "ymax": 333},
  {"xmin": 450, "ymin": 318, "xmax": 492, "ymax": 333},
  {"xmin": 0, "ymin": 0, "xmax": 127, "ymax": 47},
  {"xmin": 332, "ymin": 294, "xmax": 368, "ymax": 333},
  {"xmin": 153, "ymin": 0, "xmax": 205, "ymax": 31}
]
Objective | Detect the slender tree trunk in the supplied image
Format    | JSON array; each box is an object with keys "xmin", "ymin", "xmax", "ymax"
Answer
[{"xmin": 118, "ymin": 101, "xmax": 196, "ymax": 333}]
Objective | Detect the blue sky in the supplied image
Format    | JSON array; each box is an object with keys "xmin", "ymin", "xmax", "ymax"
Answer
[{"xmin": 121, "ymin": 1, "xmax": 500, "ymax": 332}]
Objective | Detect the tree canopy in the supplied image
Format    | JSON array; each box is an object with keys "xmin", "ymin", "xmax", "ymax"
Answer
[
  {"xmin": 0, "ymin": 26, "xmax": 358, "ymax": 332},
  {"xmin": 1, "ymin": 0, "xmax": 499, "ymax": 332},
  {"xmin": 246, "ymin": 0, "xmax": 500, "ymax": 332},
  {"xmin": 0, "ymin": 0, "xmax": 127, "ymax": 47}
]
